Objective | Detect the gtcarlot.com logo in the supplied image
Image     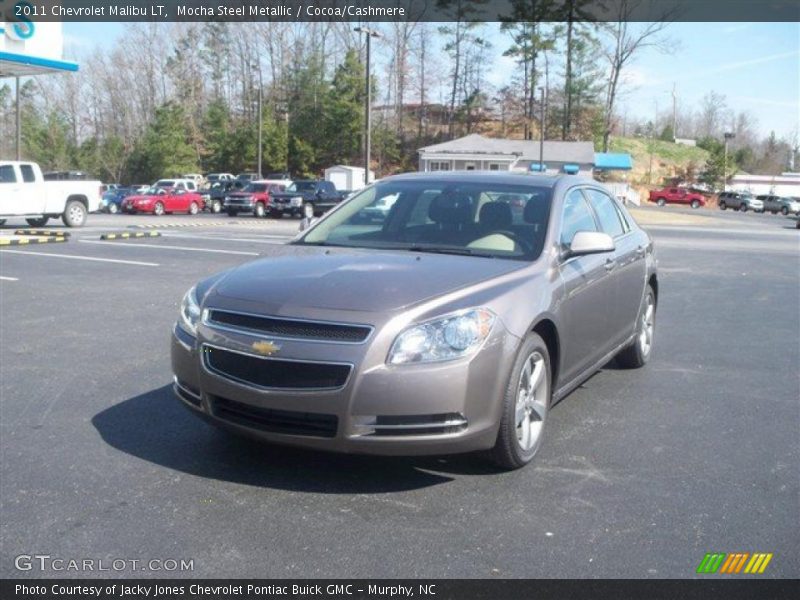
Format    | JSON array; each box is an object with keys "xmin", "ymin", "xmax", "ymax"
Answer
[
  {"xmin": 15, "ymin": 554, "xmax": 194, "ymax": 572},
  {"xmin": 696, "ymin": 552, "xmax": 773, "ymax": 574}
]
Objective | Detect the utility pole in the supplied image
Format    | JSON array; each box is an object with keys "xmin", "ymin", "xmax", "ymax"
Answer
[
  {"xmin": 723, "ymin": 132, "xmax": 735, "ymax": 192},
  {"xmin": 354, "ymin": 26, "xmax": 381, "ymax": 186},
  {"xmin": 671, "ymin": 83, "xmax": 677, "ymax": 139},
  {"xmin": 253, "ymin": 61, "xmax": 263, "ymax": 178},
  {"xmin": 538, "ymin": 87, "xmax": 545, "ymax": 172},
  {"xmin": 15, "ymin": 77, "xmax": 21, "ymax": 161}
]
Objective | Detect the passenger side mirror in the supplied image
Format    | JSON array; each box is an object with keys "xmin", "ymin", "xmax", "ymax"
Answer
[{"xmin": 567, "ymin": 231, "xmax": 615, "ymax": 257}]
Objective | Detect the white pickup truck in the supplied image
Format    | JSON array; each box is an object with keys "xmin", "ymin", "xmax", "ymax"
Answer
[{"xmin": 0, "ymin": 161, "xmax": 102, "ymax": 227}]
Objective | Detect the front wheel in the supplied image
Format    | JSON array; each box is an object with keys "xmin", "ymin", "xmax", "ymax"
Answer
[
  {"xmin": 62, "ymin": 201, "xmax": 87, "ymax": 227},
  {"xmin": 491, "ymin": 333, "xmax": 551, "ymax": 471},
  {"xmin": 254, "ymin": 202, "xmax": 266, "ymax": 218},
  {"xmin": 26, "ymin": 217, "xmax": 49, "ymax": 227},
  {"xmin": 108, "ymin": 203, "xmax": 119, "ymax": 214},
  {"xmin": 690, "ymin": 200, "xmax": 700, "ymax": 209},
  {"xmin": 188, "ymin": 201, "xmax": 199, "ymax": 215},
  {"xmin": 209, "ymin": 200, "xmax": 222, "ymax": 214},
  {"xmin": 153, "ymin": 202, "xmax": 165, "ymax": 216},
  {"xmin": 616, "ymin": 284, "xmax": 657, "ymax": 369},
  {"xmin": 719, "ymin": 201, "xmax": 727, "ymax": 210},
  {"xmin": 740, "ymin": 204, "xmax": 748, "ymax": 212},
  {"xmin": 656, "ymin": 198, "xmax": 666, "ymax": 207},
  {"xmin": 781, "ymin": 206, "xmax": 789, "ymax": 216}
]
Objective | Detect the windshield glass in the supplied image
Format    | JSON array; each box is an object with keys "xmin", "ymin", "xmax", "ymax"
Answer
[
  {"xmin": 296, "ymin": 179, "xmax": 553, "ymax": 261},
  {"xmin": 156, "ymin": 180, "xmax": 174, "ymax": 187},
  {"xmin": 245, "ymin": 183, "xmax": 267, "ymax": 192},
  {"xmin": 288, "ymin": 181, "xmax": 316, "ymax": 192}
]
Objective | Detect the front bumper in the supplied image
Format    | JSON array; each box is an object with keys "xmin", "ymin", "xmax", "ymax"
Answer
[{"xmin": 170, "ymin": 317, "xmax": 517, "ymax": 456}]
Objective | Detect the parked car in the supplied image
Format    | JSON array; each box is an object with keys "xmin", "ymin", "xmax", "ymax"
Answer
[
  {"xmin": 648, "ymin": 186, "xmax": 705, "ymax": 208},
  {"xmin": 0, "ymin": 161, "xmax": 102, "ymax": 227},
  {"xmin": 171, "ymin": 172, "xmax": 658, "ymax": 470},
  {"xmin": 206, "ymin": 173, "xmax": 235, "ymax": 185},
  {"xmin": 182, "ymin": 173, "xmax": 205, "ymax": 187},
  {"xmin": 122, "ymin": 187, "xmax": 204, "ymax": 215},
  {"xmin": 269, "ymin": 180, "xmax": 346, "ymax": 218},
  {"xmin": 224, "ymin": 181, "xmax": 288, "ymax": 217},
  {"xmin": 155, "ymin": 178, "xmax": 197, "ymax": 192},
  {"xmin": 203, "ymin": 180, "xmax": 245, "ymax": 213},
  {"xmin": 264, "ymin": 171, "xmax": 292, "ymax": 180},
  {"xmin": 236, "ymin": 172, "xmax": 261, "ymax": 184},
  {"xmin": 756, "ymin": 194, "xmax": 800, "ymax": 215},
  {"xmin": 717, "ymin": 191, "xmax": 764, "ymax": 212}
]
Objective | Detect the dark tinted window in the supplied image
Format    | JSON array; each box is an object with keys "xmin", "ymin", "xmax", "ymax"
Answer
[
  {"xmin": 560, "ymin": 189, "xmax": 597, "ymax": 246},
  {"xmin": 0, "ymin": 165, "xmax": 17, "ymax": 183},
  {"xmin": 20, "ymin": 164, "xmax": 36, "ymax": 182},
  {"xmin": 585, "ymin": 189, "xmax": 625, "ymax": 238}
]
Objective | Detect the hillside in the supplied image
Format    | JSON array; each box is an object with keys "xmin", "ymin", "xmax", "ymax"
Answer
[{"xmin": 608, "ymin": 137, "xmax": 710, "ymax": 187}]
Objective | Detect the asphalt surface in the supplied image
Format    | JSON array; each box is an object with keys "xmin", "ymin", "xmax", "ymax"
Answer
[{"xmin": 0, "ymin": 208, "xmax": 798, "ymax": 579}]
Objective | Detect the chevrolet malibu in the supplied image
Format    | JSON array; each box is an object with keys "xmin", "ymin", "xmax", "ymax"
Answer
[{"xmin": 171, "ymin": 172, "xmax": 658, "ymax": 469}]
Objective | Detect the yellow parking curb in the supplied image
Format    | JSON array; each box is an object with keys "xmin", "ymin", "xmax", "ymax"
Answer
[
  {"xmin": 100, "ymin": 231, "xmax": 162, "ymax": 240},
  {"xmin": 14, "ymin": 229, "xmax": 70, "ymax": 237},
  {"xmin": 0, "ymin": 236, "xmax": 68, "ymax": 246}
]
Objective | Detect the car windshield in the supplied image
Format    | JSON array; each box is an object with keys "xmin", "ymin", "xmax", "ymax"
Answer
[
  {"xmin": 244, "ymin": 183, "xmax": 267, "ymax": 192},
  {"xmin": 288, "ymin": 181, "xmax": 317, "ymax": 192},
  {"xmin": 156, "ymin": 180, "xmax": 174, "ymax": 187},
  {"xmin": 296, "ymin": 179, "xmax": 553, "ymax": 261}
]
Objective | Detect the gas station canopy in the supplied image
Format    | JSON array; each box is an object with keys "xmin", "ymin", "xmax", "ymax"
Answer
[{"xmin": 0, "ymin": 20, "xmax": 78, "ymax": 77}]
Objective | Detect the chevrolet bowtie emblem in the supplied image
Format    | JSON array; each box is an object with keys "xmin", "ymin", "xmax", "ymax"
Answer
[{"xmin": 252, "ymin": 340, "xmax": 281, "ymax": 356}]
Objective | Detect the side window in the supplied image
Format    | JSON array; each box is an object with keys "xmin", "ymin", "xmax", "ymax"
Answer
[
  {"xmin": 585, "ymin": 189, "xmax": 626, "ymax": 238},
  {"xmin": 408, "ymin": 189, "xmax": 443, "ymax": 226},
  {"xmin": 560, "ymin": 189, "xmax": 597, "ymax": 246},
  {"xmin": 20, "ymin": 165, "xmax": 36, "ymax": 182},
  {"xmin": 0, "ymin": 165, "xmax": 17, "ymax": 183}
]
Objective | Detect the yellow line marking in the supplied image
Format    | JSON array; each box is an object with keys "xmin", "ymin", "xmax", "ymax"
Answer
[{"xmin": 758, "ymin": 554, "xmax": 773, "ymax": 573}]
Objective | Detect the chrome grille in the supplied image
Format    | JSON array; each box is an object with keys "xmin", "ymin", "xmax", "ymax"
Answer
[{"xmin": 206, "ymin": 310, "xmax": 372, "ymax": 343}]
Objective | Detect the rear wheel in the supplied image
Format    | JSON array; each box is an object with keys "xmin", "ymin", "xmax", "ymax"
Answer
[
  {"xmin": 26, "ymin": 217, "xmax": 49, "ymax": 227},
  {"xmin": 656, "ymin": 198, "xmax": 666, "ymax": 207},
  {"xmin": 107, "ymin": 203, "xmax": 119, "ymax": 214},
  {"xmin": 153, "ymin": 202, "xmax": 165, "ymax": 216},
  {"xmin": 254, "ymin": 202, "xmax": 266, "ymax": 218},
  {"xmin": 781, "ymin": 206, "xmax": 789, "ymax": 216},
  {"xmin": 491, "ymin": 333, "xmax": 551, "ymax": 470},
  {"xmin": 62, "ymin": 201, "xmax": 87, "ymax": 227},
  {"xmin": 719, "ymin": 201, "xmax": 727, "ymax": 210},
  {"xmin": 740, "ymin": 204, "xmax": 748, "ymax": 212},
  {"xmin": 616, "ymin": 284, "xmax": 656, "ymax": 369},
  {"xmin": 690, "ymin": 200, "xmax": 700, "ymax": 209},
  {"xmin": 188, "ymin": 201, "xmax": 199, "ymax": 215}
]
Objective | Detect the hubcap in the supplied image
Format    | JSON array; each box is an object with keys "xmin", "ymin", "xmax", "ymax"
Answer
[
  {"xmin": 515, "ymin": 352, "xmax": 548, "ymax": 452},
  {"xmin": 70, "ymin": 205, "xmax": 84, "ymax": 224},
  {"xmin": 639, "ymin": 293, "xmax": 655, "ymax": 356}
]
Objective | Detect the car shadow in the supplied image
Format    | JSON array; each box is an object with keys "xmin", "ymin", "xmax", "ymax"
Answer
[{"xmin": 92, "ymin": 385, "xmax": 503, "ymax": 494}]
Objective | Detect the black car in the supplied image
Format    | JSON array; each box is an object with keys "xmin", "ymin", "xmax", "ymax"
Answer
[
  {"xmin": 269, "ymin": 180, "xmax": 346, "ymax": 218},
  {"xmin": 202, "ymin": 181, "xmax": 245, "ymax": 213}
]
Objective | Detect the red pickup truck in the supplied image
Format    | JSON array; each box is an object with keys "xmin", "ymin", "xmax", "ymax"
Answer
[{"xmin": 649, "ymin": 187, "xmax": 705, "ymax": 209}]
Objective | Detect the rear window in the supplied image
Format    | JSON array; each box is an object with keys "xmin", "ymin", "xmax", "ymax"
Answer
[
  {"xmin": 19, "ymin": 164, "xmax": 36, "ymax": 182},
  {"xmin": 585, "ymin": 189, "xmax": 626, "ymax": 238},
  {"xmin": 0, "ymin": 165, "xmax": 17, "ymax": 183}
]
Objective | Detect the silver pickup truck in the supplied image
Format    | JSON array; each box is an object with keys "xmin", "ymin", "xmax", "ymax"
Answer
[{"xmin": 0, "ymin": 161, "xmax": 102, "ymax": 227}]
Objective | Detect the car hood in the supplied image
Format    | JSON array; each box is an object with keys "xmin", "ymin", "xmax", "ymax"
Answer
[
  {"xmin": 206, "ymin": 249, "xmax": 526, "ymax": 314},
  {"xmin": 125, "ymin": 195, "xmax": 155, "ymax": 202}
]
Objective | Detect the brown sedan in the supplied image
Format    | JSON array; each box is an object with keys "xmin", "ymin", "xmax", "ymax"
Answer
[{"xmin": 172, "ymin": 172, "xmax": 658, "ymax": 469}]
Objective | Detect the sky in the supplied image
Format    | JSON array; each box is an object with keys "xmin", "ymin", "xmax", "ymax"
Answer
[{"xmin": 62, "ymin": 21, "xmax": 800, "ymax": 141}]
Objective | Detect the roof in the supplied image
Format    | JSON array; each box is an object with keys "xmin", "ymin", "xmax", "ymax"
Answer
[
  {"xmin": 383, "ymin": 170, "xmax": 590, "ymax": 188},
  {"xmin": 594, "ymin": 153, "xmax": 633, "ymax": 170},
  {"xmin": 418, "ymin": 134, "xmax": 595, "ymax": 164},
  {"xmin": 0, "ymin": 51, "xmax": 78, "ymax": 77}
]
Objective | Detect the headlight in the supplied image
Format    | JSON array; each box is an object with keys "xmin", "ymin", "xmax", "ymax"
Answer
[
  {"xmin": 387, "ymin": 308, "xmax": 495, "ymax": 365},
  {"xmin": 179, "ymin": 286, "xmax": 201, "ymax": 336}
]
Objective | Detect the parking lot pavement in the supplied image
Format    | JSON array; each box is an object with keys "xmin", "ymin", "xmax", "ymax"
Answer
[{"xmin": 0, "ymin": 214, "xmax": 798, "ymax": 578}]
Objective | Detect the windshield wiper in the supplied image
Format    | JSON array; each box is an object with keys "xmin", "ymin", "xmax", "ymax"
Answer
[{"xmin": 407, "ymin": 245, "xmax": 496, "ymax": 258}]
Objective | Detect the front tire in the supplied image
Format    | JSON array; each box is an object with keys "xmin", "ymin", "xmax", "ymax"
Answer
[
  {"xmin": 740, "ymin": 204, "xmax": 748, "ymax": 212},
  {"xmin": 188, "ymin": 201, "xmax": 199, "ymax": 215},
  {"xmin": 210, "ymin": 200, "xmax": 222, "ymax": 214},
  {"xmin": 491, "ymin": 333, "xmax": 551, "ymax": 471},
  {"xmin": 656, "ymin": 198, "xmax": 666, "ymax": 207},
  {"xmin": 108, "ymin": 203, "xmax": 119, "ymax": 214},
  {"xmin": 153, "ymin": 202, "xmax": 165, "ymax": 216},
  {"xmin": 781, "ymin": 206, "xmax": 789, "ymax": 216},
  {"xmin": 254, "ymin": 202, "xmax": 266, "ymax": 218},
  {"xmin": 62, "ymin": 201, "xmax": 86, "ymax": 227},
  {"xmin": 719, "ymin": 201, "xmax": 727, "ymax": 210},
  {"xmin": 616, "ymin": 284, "xmax": 657, "ymax": 369},
  {"xmin": 690, "ymin": 200, "xmax": 700, "ymax": 209},
  {"xmin": 26, "ymin": 217, "xmax": 49, "ymax": 227}
]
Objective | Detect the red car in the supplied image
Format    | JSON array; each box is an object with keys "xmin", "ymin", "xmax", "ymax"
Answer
[
  {"xmin": 648, "ymin": 186, "xmax": 705, "ymax": 209},
  {"xmin": 122, "ymin": 187, "xmax": 204, "ymax": 215},
  {"xmin": 223, "ymin": 181, "xmax": 287, "ymax": 217}
]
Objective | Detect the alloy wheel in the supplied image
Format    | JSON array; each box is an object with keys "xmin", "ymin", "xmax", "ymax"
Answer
[
  {"xmin": 515, "ymin": 351, "xmax": 548, "ymax": 452},
  {"xmin": 639, "ymin": 292, "xmax": 655, "ymax": 357}
]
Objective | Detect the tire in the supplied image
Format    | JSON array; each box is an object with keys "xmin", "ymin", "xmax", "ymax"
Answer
[
  {"xmin": 61, "ymin": 201, "xmax": 87, "ymax": 227},
  {"xmin": 781, "ymin": 206, "xmax": 789, "ymax": 216},
  {"xmin": 269, "ymin": 209, "xmax": 282, "ymax": 219},
  {"xmin": 210, "ymin": 200, "xmax": 222, "ymax": 214},
  {"xmin": 491, "ymin": 333, "xmax": 551, "ymax": 471},
  {"xmin": 740, "ymin": 204, "xmax": 747, "ymax": 212},
  {"xmin": 719, "ymin": 201, "xmax": 727, "ymax": 210},
  {"xmin": 616, "ymin": 284, "xmax": 657, "ymax": 369},
  {"xmin": 108, "ymin": 203, "xmax": 119, "ymax": 214},
  {"xmin": 153, "ymin": 202, "xmax": 165, "ymax": 216},
  {"xmin": 690, "ymin": 200, "xmax": 700, "ymax": 209},
  {"xmin": 656, "ymin": 198, "xmax": 666, "ymax": 207},
  {"xmin": 188, "ymin": 201, "xmax": 199, "ymax": 215},
  {"xmin": 254, "ymin": 202, "xmax": 266, "ymax": 218},
  {"xmin": 26, "ymin": 217, "xmax": 49, "ymax": 227},
  {"xmin": 0, "ymin": 219, "xmax": 6, "ymax": 226}
]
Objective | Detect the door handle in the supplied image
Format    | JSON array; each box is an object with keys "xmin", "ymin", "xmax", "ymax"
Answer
[
  {"xmin": 635, "ymin": 245, "xmax": 645, "ymax": 257},
  {"xmin": 604, "ymin": 258, "xmax": 617, "ymax": 271}
]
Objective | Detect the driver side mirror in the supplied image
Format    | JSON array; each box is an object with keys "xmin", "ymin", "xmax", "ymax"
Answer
[{"xmin": 566, "ymin": 231, "xmax": 615, "ymax": 258}]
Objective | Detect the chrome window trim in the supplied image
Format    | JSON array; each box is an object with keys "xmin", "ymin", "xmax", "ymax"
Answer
[
  {"xmin": 200, "ymin": 342, "xmax": 354, "ymax": 393},
  {"xmin": 203, "ymin": 309, "xmax": 374, "ymax": 345}
]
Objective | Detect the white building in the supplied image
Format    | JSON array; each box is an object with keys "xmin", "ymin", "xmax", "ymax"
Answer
[
  {"xmin": 324, "ymin": 165, "xmax": 374, "ymax": 191},
  {"xmin": 729, "ymin": 173, "xmax": 800, "ymax": 197},
  {"xmin": 418, "ymin": 134, "xmax": 596, "ymax": 176}
]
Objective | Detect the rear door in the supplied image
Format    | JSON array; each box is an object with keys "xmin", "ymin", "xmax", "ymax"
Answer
[
  {"xmin": 557, "ymin": 187, "xmax": 618, "ymax": 384},
  {"xmin": 584, "ymin": 188, "xmax": 646, "ymax": 347}
]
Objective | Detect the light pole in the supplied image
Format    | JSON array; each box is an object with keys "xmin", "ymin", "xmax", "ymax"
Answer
[
  {"xmin": 538, "ymin": 87, "xmax": 545, "ymax": 172},
  {"xmin": 254, "ymin": 62, "xmax": 263, "ymax": 178},
  {"xmin": 354, "ymin": 26, "xmax": 381, "ymax": 186},
  {"xmin": 15, "ymin": 77, "xmax": 21, "ymax": 160},
  {"xmin": 723, "ymin": 132, "xmax": 735, "ymax": 192}
]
